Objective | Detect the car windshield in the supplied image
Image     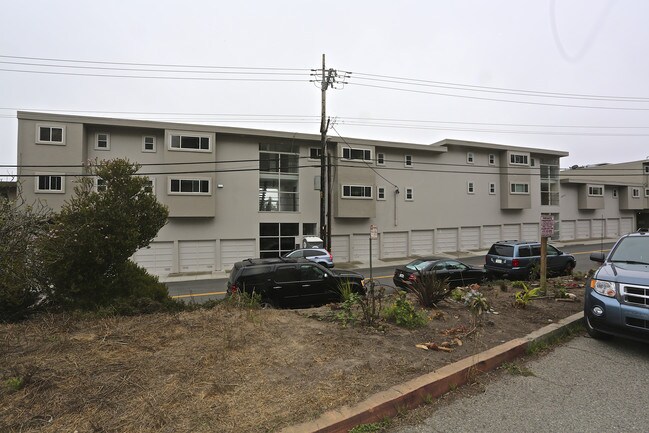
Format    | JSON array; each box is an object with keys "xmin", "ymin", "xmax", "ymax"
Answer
[
  {"xmin": 609, "ymin": 237, "xmax": 649, "ymax": 264},
  {"xmin": 405, "ymin": 260, "xmax": 436, "ymax": 271}
]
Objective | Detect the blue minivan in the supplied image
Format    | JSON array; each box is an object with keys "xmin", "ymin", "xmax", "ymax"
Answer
[{"xmin": 585, "ymin": 229, "xmax": 649, "ymax": 342}]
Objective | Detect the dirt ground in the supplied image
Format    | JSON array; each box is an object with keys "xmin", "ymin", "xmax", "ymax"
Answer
[{"xmin": 0, "ymin": 277, "xmax": 585, "ymax": 433}]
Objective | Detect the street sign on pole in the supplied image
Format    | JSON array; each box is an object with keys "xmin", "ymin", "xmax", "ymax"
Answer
[
  {"xmin": 370, "ymin": 224, "xmax": 378, "ymax": 240},
  {"xmin": 541, "ymin": 215, "xmax": 555, "ymax": 238}
]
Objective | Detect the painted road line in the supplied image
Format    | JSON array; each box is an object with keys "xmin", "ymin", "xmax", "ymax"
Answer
[{"xmin": 172, "ymin": 291, "xmax": 225, "ymax": 299}]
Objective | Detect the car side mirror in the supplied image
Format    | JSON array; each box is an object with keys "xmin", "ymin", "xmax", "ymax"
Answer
[{"xmin": 590, "ymin": 252, "xmax": 606, "ymax": 263}]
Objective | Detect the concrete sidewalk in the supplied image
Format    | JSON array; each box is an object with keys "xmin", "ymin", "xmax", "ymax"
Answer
[{"xmin": 159, "ymin": 238, "xmax": 617, "ymax": 284}]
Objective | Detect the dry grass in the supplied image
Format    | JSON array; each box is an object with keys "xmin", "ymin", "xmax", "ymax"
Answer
[{"xmin": 0, "ymin": 279, "xmax": 584, "ymax": 433}]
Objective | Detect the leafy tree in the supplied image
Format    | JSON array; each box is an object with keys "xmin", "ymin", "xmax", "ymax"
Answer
[
  {"xmin": 0, "ymin": 198, "xmax": 51, "ymax": 321},
  {"xmin": 43, "ymin": 159, "xmax": 169, "ymax": 308}
]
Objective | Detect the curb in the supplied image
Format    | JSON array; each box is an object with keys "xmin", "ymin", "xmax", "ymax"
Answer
[{"xmin": 280, "ymin": 312, "xmax": 584, "ymax": 433}]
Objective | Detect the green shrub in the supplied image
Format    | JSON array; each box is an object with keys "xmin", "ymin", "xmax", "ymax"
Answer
[
  {"xmin": 463, "ymin": 289, "xmax": 490, "ymax": 316},
  {"xmin": 513, "ymin": 282, "xmax": 541, "ymax": 308},
  {"xmin": 409, "ymin": 272, "xmax": 452, "ymax": 307},
  {"xmin": 450, "ymin": 288, "xmax": 464, "ymax": 302},
  {"xmin": 383, "ymin": 291, "xmax": 427, "ymax": 328}
]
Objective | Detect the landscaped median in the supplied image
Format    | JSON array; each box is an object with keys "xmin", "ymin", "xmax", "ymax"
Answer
[{"xmin": 281, "ymin": 312, "xmax": 584, "ymax": 433}]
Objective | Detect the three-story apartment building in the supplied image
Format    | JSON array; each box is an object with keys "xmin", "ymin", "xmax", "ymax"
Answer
[{"xmin": 17, "ymin": 111, "xmax": 573, "ymax": 276}]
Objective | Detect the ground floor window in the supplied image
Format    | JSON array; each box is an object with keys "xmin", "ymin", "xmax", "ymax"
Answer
[{"xmin": 260, "ymin": 222, "xmax": 299, "ymax": 258}]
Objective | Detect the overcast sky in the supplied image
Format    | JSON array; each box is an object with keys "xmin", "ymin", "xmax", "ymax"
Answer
[{"xmin": 2, "ymin": 0, "xmax": 648, "ymax": 177}]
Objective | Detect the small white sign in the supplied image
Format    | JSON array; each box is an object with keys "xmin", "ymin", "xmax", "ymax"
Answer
[
  {"xmin": 541, "ymin": 215, "xmax": 555, "ymax": 237},
  {"xmin": 370, "ymin": 224, "xmax": 378, "ymax": 240}
]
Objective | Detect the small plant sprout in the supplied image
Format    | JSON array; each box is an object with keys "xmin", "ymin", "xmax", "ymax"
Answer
[{"xmin": 513, "ymin": 282, "xmax": 541, "ymax": 308}]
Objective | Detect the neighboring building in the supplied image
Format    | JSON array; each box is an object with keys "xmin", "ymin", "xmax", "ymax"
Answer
[
  {"xmin": 0, "ymin": 181, "xmax": 17, "ymax": 201},
  {"xmin": 559, "ymin": 160, "xmax": 649, "ymax": 239},
  {"xmin": 17, "ymin": 111, "xmax": 570, "ymax": 276}
]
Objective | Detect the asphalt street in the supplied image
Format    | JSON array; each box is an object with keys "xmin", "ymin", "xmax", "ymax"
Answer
[
  {"xmin": 165, "ymin": 242, "xmax": 614, "ymax": 302},
  {"xmin": 388, "ymin": 334, "xmax": 649, "ymax": 433}
]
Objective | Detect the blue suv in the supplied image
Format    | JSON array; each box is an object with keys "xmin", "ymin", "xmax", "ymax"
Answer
[{"xmin": 585, "ymin": 229, "xmax": 649, "ymax": 342}]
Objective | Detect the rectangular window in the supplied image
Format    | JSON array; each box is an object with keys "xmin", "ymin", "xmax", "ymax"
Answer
[
  {"xmin": 259, "ymin": 143, "xmax": 299, "ymax": 212},
  {"xmin": 588, "ymin": 185, "xmax": 603, "ymax": 196},
  {"xmin": 95, "ymin": 177, "xmax": 107, "ymax": 192},
  {"xmin": 405, "ymin": 155, "xmax": 413, "ymax": 167},
  {"xmin": 143, "ymin": 178, "xmax": 155, "ymax": 194},
  {"xmin": 489, "ymin": 182, "xmax": 496, "ymax": 194},
  {"xmin": 405, "ymin": 188, "xmax": 414, "ymax": 201},
  {"xmin": 342, "ymin": 147, "xmax": 372, "ymax": 161},
  {"xmin": 467, "ymin": 152, "xmax": 474, "ymax": 164},
  {"xmin": 36, "ymin": 124, "xmax": 65, "ymax": 144},
  {"xmin": 303, "ymin": 223, "xmax": 317, "ymax": 236},
  {"xmin": 376, "ymin": 153, "xmax": 385, "ymax": 165},
  {"xmin": 35, "ymin": 174, "xmax": 64, "ymax": 193},
  {"xmin": 467, "ymin": 181, "xmax": 475, "ymax": 194},
  {"xmin": 309, "ymin": 147, "xmax": 321, "ymax": 159},
  {"xmin": 342, "ymin": 185, "xmax": 372, "ymax": 199},
  {"xmin": 377, "ymin": 187, "xmax": 386, "ymax": 200},
  {"xmin": 644, "ymin": 165, "xmax": 649, "ymax": 174},
  {"xmin": 645, "ymin": 188, "xmax": 649, "ymax": 198},
  {"xmin": 143, "ymin": 136, "xmax": 156, "ymax": 152},
  {"xmin": 613, "ymin": 188, "xmax": 618, "ymax": 198},
  {"xmin": 632, "ymin": 187, "xmax": 640, "ymax": 198},
  {"xmin": 95, "ymin": 133, "xmax": 110, "ymax": 150},
  {"xmin": 509, "ymin": 153, "xmax": 529, "ymax": 165},
  {"xmin": 510, "ymin": 183, "xmax": 530, "ymax": 194},
  {"xmin": 488, "ymin": 154, "xmax": 496, "ymax": 165},
  {"xmin": 169, "ymin": 133, "xmax": 211, "ymax": 151},
  {"xmin": 169, "ymin": 178, "xmax": 210, "ymax": 194},
  {"xmin": 260, "ymin": 222, "xmax": 299, "ymax": 258}
]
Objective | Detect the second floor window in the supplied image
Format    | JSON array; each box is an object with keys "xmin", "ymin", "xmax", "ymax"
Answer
[
  {"xmin": 36, "ymin": 174, "xmax": 64, "ymax": 192},
  {"xmin": 632, "ymin": 188, "xmax": 640, "ymax": 198},
  {"xmin": 342, "ymin": 185, "xmax": 372, "ymax": 199},
  {"xmin": 588, "ymin": 185, "xmax": 603, "ymax": 196},
  {"xmin": 405, "ymin": 155, "xmax": 413, "ymax": 167},
  {"xmin": 510, "ymin": 153, "xmax": 529, "ymax": 165},
  {"xmin": 342, "ymin": 147, "xmax": 371, "ymax": 161},
  {"xmin": 95, "ymin": 133, "xmax": 110, "ymax": 150},
  {"xmin": 170, "ymin": 133, "xmax": 211, "ymax": 151},
  {"xmin": 376, "ymin": 153, "xmax": 385, "ymax": 165},
  {"xmin": 37, "ymin": 125, "xmax": 65, "ymax": 144},
  {"xmin": 259, "ymin": 143, "xmax": 299, "ymax": 212},
  {"xmin": 170, "ymin": 178, "xmax": 210, "ymax": 194},
  {"xmin": 511, "ymin": 183, "xmax": 529, "ymax": 194}
]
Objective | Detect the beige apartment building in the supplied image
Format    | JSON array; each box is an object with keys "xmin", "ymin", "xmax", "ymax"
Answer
[{"xmin": 16, "ymin": 111, "xmax": 646, "ymax": 277}]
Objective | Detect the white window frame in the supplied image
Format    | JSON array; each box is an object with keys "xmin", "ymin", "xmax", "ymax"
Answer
[
  {"xmin": 341, "ymin": 147, "xmax": 372, "ymax": 162},
  {"xmin": 588, "ymin": 185, "xmax": 604, "ymax": 197},
  {"xmin": 509, "ymin": 153, "xmax": 529, "ymax": 166},
  {"xmin": 645, "ymin": 188, "xmax": 649, "ymax": 198},
  {"xmin": 168, "ymin": 177, "xmax": 211, "ymax": 195},
  {"xmin": 466, "ymin": 152, "xmax": 475, "ymax": 164},
  {"xmin": 142, "ymin": 136, "xmax": 156, "ymax": 153},
  {"xmin": 404, "ymin": 155, "xmax": 413, "ymax": 167},
  {"xmin": 35, "ymin": 173, "xmax": 65, "ymax": 193},
  {"xmin": 632, "ymin": 187, "xmax": 640, "ymax": 198},
  {"xmin": 35, "ymin": 123, "xmax": 66, "ymax": 145},
  {"xmin": 488, "ymin": 154, "xmax": 496, "ymax": 165},
  {"xmin": 143, "ymin": 178, "xmax": 155, "ymax": 194},
  {"xmin": 489, "ymin": 182, "xmax": 496, "ymax": 195},
  {"xmin": 467, "ymin": 181, "xmax": 475, "ymax": 194},
  {"xmin": 510, "ymin": 183, "xmax": 530, "ymax": 194},
  {"xmin": 644, "ymin": 165, "xmax": 649, "ymax": 174},
  {"xmin": 168, "ymin": 131, "xmax": 213, "ymax": 153},
  {"xmin": 376, "ymin": 153, "xmax": 385, "ymax": 166},
  {"xmin": 341, "ymin": 184, "xmax": 373, "ymax": 199},
  {"xmin": 95, "ymin": 132, "xmax": 110, "ymax": 150},
  {"xmin": 377, "ymin": 186, "xmax": 386, "ymax": 201},
  {"xmin": 613, "ymin": 188, "xmax": 618, "ymax": 198},
  {"xmin": 405, "ymin": 187, "xmax": 414, "ymax": 201},
  {"xmin": 94, "ymin": 177, "xmax": 107, "ymax": 192}
]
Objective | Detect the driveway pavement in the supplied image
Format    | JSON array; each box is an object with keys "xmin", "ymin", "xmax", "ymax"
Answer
[{"xmin": 389, "ymin": 334, "xmax": 649, "ymax": 433}]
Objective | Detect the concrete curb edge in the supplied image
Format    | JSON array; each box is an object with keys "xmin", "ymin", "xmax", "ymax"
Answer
[{"xmin": 281, "ymin": 311, "xmax": 585, "ymax": 433}]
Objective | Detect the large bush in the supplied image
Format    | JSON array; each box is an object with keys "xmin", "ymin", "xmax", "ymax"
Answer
[
  {"xmin": 42, "ymin": 159, "xmax": 169, "ymax": 308},
  {"xmin": 0, "ymin": 198, "xmax": 51, "ymax": 321}
]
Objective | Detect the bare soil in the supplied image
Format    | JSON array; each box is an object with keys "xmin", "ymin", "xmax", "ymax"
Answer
[{"xmin": 0, "ymin": 278, "xmax": 584, "ymax": 433}]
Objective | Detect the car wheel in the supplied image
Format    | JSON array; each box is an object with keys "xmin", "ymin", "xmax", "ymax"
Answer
[
  {"xmin": 563, "ymin": 261, "xmax": 575, "ymax": 276},
  {"xmin": 584, "ymin": 315, "xmax": 608, "ymax": 340},
  {"xmin": 259, "ymin": 299, "xmax": 275, "ymax": 309}
]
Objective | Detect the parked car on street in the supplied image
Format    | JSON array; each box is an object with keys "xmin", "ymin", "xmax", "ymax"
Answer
[
  {"xmin": 484, "ymin": 240, "xmax": 576, "ymax": 279},
  {"xmin": 585, "ymin": 229, "xmax": 649, "ymax": 342},
  {"xmin": 393, "ymin": 257, "xmax": 487, "ymax": 290},
  {"xmin": 226, "ymin": 257, "xmax": 364, "ymax": 308},
  {"xmin": 283, "ymin": 248, "xmax": 334, "ymax": 268}
]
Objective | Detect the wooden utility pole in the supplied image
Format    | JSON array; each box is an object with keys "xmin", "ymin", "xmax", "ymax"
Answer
[{"xmin": 319, "ymin": 55, "xmax": 334, "ymax": 250}]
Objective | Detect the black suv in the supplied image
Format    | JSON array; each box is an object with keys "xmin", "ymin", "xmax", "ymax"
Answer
[
  {"xmin": 585, "ymin": 229, "xmax": 649, "ymax": 341},
  {"xmin": 226, "ymin": 257, "xmax": 364, "ymax": 308},
  {"xmin": 484, "ymin": 240, "xmax": 576, "ymax": 279}
]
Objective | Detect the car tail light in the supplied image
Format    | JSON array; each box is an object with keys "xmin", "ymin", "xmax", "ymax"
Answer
[
  {"xmin": 229, "ymin": 283, "xmax": 238, "ymax": 293},
  {"xmin": 329, "ymin": 251, "xmax": 333, "ymax": 261},
  {"xmin": 512, "ymin": 259, "xmax": 520, "ymax": 267},
  {"xmin": 408, "ymin": 274, "xmax": 417, "ymax": 282}
]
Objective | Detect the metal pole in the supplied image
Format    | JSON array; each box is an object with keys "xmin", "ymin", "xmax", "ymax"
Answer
[{"xmin": 319, "ymin": 54, "xmax": 327, "ymax": 246}]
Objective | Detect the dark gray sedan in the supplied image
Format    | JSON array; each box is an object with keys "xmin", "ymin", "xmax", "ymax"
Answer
[{"xmin": 393, "ymin": 257, "xmax": 486, "ymax": 290}]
